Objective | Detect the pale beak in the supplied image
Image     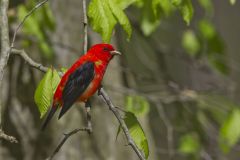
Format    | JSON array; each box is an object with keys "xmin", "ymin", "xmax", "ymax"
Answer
[{"xmin": 110, "ymin": 50, "xmax": 121, "ymax": 56}]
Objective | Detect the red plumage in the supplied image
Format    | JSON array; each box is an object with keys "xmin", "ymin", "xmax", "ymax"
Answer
[{"xmin": 42, "ymin": 44, "xmax": 121, "ymax": 130}]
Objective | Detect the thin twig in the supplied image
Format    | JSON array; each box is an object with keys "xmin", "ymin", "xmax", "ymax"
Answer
[
  {"xmin": 10, "ymin": 0, "xmax": 49, "ymax": 49},
  {"xmin": 0, "ymin": 129, "xmax": 18, "ymax": 143},
  {"xmin": 46, "ymin": 128, "xmax": 91, "ymax": 160},
  {"xmin": 98, "ymin": 88, "xmax": 146, "ymax": 160},
  {"xmin": 82, "ymin": 0, "xmax": 88, "ymax": 54}
]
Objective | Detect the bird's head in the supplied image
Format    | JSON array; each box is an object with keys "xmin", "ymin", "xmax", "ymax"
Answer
[{"xmin": 87, "ymin": 44, "xmax": 121, "ymax": 62}]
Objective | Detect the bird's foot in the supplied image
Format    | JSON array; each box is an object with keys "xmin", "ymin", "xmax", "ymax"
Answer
[{"xmin": 98, "ymin": 85, "xmax": 103, "ymax": 96}]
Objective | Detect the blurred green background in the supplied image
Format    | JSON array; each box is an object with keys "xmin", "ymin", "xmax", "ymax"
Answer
[{"xmin": 1, "ymin": 0, "xmax": 240, "ymax": 159}]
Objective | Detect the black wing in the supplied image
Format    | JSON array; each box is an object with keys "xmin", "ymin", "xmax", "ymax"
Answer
[{"xmin": 58, "ymin": 61, "xmax": 95, "ymax": 119}]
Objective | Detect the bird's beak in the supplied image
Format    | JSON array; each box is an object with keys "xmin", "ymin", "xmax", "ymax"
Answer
[{"xmin": 110, "ymin": 50, "xmax": 121, "ymax": 56}]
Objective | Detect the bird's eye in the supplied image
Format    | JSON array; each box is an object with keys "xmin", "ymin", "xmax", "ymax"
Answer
[{"xmin": 103, "ymin": 47, "xmax": 109, "ymax": 52}]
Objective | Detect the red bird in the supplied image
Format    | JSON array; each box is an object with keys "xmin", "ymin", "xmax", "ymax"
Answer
[{"xmin": 42, "ymin": 44, "xmax": 121, "ymax": 130}]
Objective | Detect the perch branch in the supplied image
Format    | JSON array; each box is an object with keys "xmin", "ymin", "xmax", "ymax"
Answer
[{"xmin": 98, "ymin": 88, "xmax": 146, "ymax": 160}]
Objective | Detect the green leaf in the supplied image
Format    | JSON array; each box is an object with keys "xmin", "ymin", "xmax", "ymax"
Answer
[
  {"xmin": 219, "ymin": 109, "xmax": 240, "ymax": 153},
  {"xmin": 230, "ymin": 0, "xmax": 236, "ymax": 5},
  {"xmin": 88, "ymin": 0, "xmax": 132, "ymax": 42},
  {"xmin": 182, "ymin": 30, "xmax": 200, "ymax": 56},
  {"xmin": 60, "ymin": 67, "xmax": 68, "ymax": 74},
  {"xmin": 17, "ymin": 4, "xmax": 54, "ymax": 59},
  {"xmin": 198, "ymin": 0, "xmax": 213, "ymax": 13},
  {"xmin": 41, "ymin": 4, "xmax": 55, "ymax": 31},
  {"xmin": 152, "ymin": 0, "xmax": 174, "ymax": 16},
  {"xmin": 125, "ymin": 96, "xmax": 150, "ymax": 116},
  {"xmin": 141, "ymin": 0, "xmax": 160, "ymax": 36},
  {"xmin": 108, "ymin": 0, "xmax": 132, "ymax": 40},
  {"xmin": 114, "ymin": 0, "xmax": 139, "ymax": 9},
  {"xmin": 198, "ymin": 20, "xmax": 216, "ymax": 40},
  {"xmin": 178, "ymin": 133, "xmax": 200, "ymax": 154},
  {"xmin": 124, "ymin": 112, "xmax": 149, "ymax": 158},
  {"xmin": 198, "ymin": 19, "xmax": 228, "ymax": 74},
  {"xmin": 208, "ymin": 55, "xmax": 229, "ymax": 74},
  {"xmin": 141, "ymin": 17, "xmax": 160, "ymax": 36},
  {"xmin": 173, "ymin": 0, "xmax": 194, "ymax": 25},
  {"xmin": 171, "ymin": 0, "xmax": 182, "ymax": 6},
  {"xmin": 18, "ymin": 5, "xmax": 44, "ymax": 40},
  {"xmin": 34, "ymin": 68, "xmax": 60, "ymax": 118}
]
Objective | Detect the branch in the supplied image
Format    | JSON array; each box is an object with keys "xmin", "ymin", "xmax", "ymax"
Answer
[
  {"xmin": 98, "ymin": 88, "xmax": 146, "ymax": 160},
  {"xmin": 46, "ymin": 128, "xmax": 90, "ymax": 160},
  {"xmin": 0, "ymin": 0, "xmax": 18, "ymax": 143},
  {"xmin": 0, "ymin": 129, "xmax": 18, "ymax": 143},
  {"xmin": 82, "ymin": 0, "xmax": 88, "ymax": 54},
  {"xmin": 11, "ymin": 49, "xmax": 48, "ymax": 73}
]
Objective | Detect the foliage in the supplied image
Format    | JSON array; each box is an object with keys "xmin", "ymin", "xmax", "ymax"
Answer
[
  {"xmin": 88, "ymin": 0, "xmax": 195, "ymax": 39},
  {"xmin": 17, "ymin": 1, "xmax": 55, "ymax": 59},
  {"xmin": 88, "ymin": 0, "xmax": 133, "ymax": 42},
  {"xmin": 220, "ymin": 109, "xmax": 240, "ymax": 153},
  {"xmin": 172, "ymin": 0, "xmax": 193, "ymax": 25},
  {"xmin": 124, "ymin": 112, "xmax": 149, "ymax": 159},
  {"xmin": 198, "ymin": 0, "xmax": 213, "ymax": 13},
  {"xmin": 182, "ymin": 30, "xmax": 200, "ymax": 56},
  {"xmin": 178, "ymin": 133, "xmax": 201, "ymax": 155},
  {"xmin": 34, "ymin": 69, "xmax": 60, "ymax": 118}
]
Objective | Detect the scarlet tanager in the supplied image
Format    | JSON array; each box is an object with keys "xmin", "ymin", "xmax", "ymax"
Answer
[{"xmin": 42, "ymin": 44, "xmax": 121, "ymax": 130}]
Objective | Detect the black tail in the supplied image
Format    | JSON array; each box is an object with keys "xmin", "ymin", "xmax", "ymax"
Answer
[
  {"xmin": 41, "ymin": 106, "xmax": 58, "ymax": 131},
  {"xmin": 58, "ymin": 102, "xmax": 71, "ymax": 120}
]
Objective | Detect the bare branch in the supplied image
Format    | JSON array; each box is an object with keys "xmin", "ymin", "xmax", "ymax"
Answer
[
  {"xmin": 46, "ymin": 128, "xmax": 91, "ymax": 160},
  {"xmin": 0, "ymin": 0, "xmax": 18, "ymax": 143},
  {"xmin": 10, "ymin": 0, "xmax": 49, "ymax": 49},
  {"xmin": 0, "ymin": 129, "xmax": 18, "ymax": 143},
  {"xmin": 98, "ymin": 88, "xmax": 146, "ymax": 160},
  {"xmin": 11, "ymin": 49, "xmax": 48, "ymax": 73}
]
